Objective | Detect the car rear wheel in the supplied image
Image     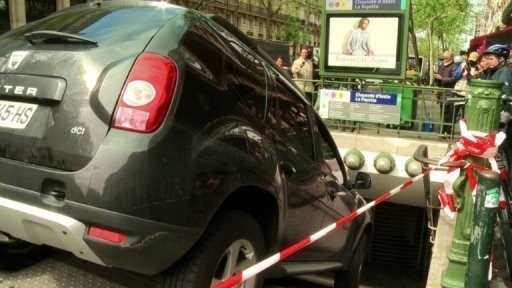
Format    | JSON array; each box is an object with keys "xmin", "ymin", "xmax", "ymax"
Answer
[
  {"xmin": 333, "ymin": 233, "xmax": 367, "ymax": 288},
  {"xmin": 159, "ymin": 210, "xmax": 266, "ymax": 288},
  {"xmin": 0, "ymin": 238, "xmax": 50, "ymax": 271}
]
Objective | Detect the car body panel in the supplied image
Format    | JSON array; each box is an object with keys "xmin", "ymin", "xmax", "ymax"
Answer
[{"xmin": 0, "ymin": 0, "xmax": 372, "ymax": 277}]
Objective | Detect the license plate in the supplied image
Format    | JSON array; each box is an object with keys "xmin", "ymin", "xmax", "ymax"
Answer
[{"xmin": 0, "ymin": 100, "xmax": 37, "ymax": 129}]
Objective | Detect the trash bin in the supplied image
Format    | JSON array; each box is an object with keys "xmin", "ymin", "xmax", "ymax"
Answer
[
  {"xmin": 382, "ymin": 78, "xmax": 418, "ymax": 129},
  {"xmin": 403, "ymin": 71, "xmax": 419, "ymax": 124}
]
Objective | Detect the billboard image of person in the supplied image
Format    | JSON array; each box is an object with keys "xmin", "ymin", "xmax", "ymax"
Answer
[
  {"xmin": 346, "ymin": 17, "xmax": 374, "ymax": 56},
  {"xmin": 326, "ymin": 15, "xmax": 400, "ymax": 71}
]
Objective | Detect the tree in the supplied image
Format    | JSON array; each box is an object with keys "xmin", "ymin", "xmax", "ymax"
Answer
[
  {"xmin": 259, "ymin": 0, "xmax": 321, "ymax": 41},
  {"xmin": 409, "ymin": 5, "xmax": 420, "ymax": 81},
  {"xmin": 410, "ymin": 0, "xmax": 473, "ymax": 84},
  {"xmin": 281, "ymin": 17, "xmax": 305, "ymax": 43},
  {"xmin": 280, "ymin": 0, "xmax": 322, "ymax": 44},
  {"xmin": 258, "ymin": 0, "xmax": 286, "ymax": 40}
]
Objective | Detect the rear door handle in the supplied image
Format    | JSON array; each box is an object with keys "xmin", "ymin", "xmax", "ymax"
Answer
[{"xmin": 279, "ymin": 161, "xmax": 296, "ymax": 175}]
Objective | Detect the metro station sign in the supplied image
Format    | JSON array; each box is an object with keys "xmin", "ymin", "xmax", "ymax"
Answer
[
  {"xmin": 319, "ymin": 0, "xmax": 410, "ymax": 80},
  {"xmin": 318, "ymin": 89, "xmax": 401, "ymax": 124},
  {"xmin": 326, "ymin": 0, "xmax": 405, "ymax": 11}
]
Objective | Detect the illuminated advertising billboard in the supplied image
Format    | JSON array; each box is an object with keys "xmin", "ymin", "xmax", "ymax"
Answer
[
  {"xmin": 320, "ymin": 0, "xmax": 410, "ymax": 79},
  {"xmin": 326, "ymin": 15, "xmax": 402, "ymax": 73}
]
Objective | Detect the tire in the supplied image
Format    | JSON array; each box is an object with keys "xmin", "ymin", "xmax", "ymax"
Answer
[
  {"xmin": 0, "ymin": 239, "xmax": 50, "ymax": 271},
  {"xmin": 158, "ymin": 210, "xmax": 266, "ymax": 288},
  {"xmin": 333, "ymin": 233, "xmax": 368, "ymax": 288}
]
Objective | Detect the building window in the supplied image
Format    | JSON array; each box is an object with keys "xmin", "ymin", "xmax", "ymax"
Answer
[
  {"xmin": 248, "ymin": 18, "xmax": 253, "ymax": 31},
  {"xmin": 71, "ymin": 0, "xmax": 87, "ymax": 5},
  {"xmin": 0, "ymin": 0, "xmax": 9, "ymax": 35},
  {"xmin": 25, "ymin": 0, "xmax": 56, "ymax": 23}
]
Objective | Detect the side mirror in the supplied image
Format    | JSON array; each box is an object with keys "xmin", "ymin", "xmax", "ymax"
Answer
[{"xmin": 353, "ymin": 172, "xmax": 371, "ymax": 189}]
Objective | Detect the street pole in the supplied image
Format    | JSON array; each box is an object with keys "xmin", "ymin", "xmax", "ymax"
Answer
[
  {"xmin": 441, "ymin": 79, "xmax": 503, "ymax": 288},
  {"xmin": 465, "ymin": 170, "xmax": 501, "ymax": 287}
]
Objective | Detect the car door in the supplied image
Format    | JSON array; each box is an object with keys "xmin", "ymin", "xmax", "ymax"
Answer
[
  {"xmin": 309, "ymin": 113, "xmax": 362, "ymax": 260},
  {"xmin": 266, "ymin": 77, "xmax": 350, "ymax": 260}
]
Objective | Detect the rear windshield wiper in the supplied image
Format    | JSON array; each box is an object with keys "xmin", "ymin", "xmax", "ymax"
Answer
[{"xmin": 24, "ymin": 30, "xmax": 97, "ymax": 46}]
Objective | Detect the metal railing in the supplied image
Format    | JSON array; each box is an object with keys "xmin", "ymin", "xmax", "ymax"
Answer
[{"xmin": 294, "ymin": 78, "xmax": 467, "ymax": 142}]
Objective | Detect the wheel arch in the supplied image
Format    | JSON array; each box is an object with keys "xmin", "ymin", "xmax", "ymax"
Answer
[
  {"xmin": 216, "ymin": 186, "xmax": 281, "ymax": 253},
  {"xmin": 339, "ymin": 211, "xmax": 373, "ymax": 270}
]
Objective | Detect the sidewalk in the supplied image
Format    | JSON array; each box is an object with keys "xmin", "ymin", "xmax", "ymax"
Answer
[
  {"xmin": 492, "ymin": 226, "xmax": 512, "ymax": 288},
  {"xmin": 427, "ymin": 210, "xmax": 512, "ymax": 288}
]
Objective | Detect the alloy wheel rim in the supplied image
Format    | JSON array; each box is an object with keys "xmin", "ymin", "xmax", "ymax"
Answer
[{"xmin": 211, "ymin": 239, "xmax": 257, "ymax": 288}]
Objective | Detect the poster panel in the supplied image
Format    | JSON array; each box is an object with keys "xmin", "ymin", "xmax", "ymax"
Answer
[{"xmin": 324, "ymin": 14, "xmax": 403, "ymax": 75}]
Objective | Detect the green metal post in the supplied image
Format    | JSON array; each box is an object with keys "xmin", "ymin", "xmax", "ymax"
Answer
[
  {"xmin": 464, "ymin": 79, "xmax": 503, "ymax": 133},
  {"xmin": 465, "ymin": 170, "xmax": 501, "ymax": 287},
  {"xmin": 441, "ymin": 79, "xmax": 503, "ymax": 288}
]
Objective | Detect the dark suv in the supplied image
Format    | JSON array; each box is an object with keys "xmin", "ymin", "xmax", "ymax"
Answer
[{"xmin": 0, "ymin": 1, "xmax": 372, "ymax": 287}]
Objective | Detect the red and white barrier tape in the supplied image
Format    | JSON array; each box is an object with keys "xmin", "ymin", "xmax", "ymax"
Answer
[
  {"xmin": 438, "ymin": 119, "xmax": 506, "ymax": 218},
  {"xmin": 213, "ymin": 169, "xmax": 432, "ymax": 288}
]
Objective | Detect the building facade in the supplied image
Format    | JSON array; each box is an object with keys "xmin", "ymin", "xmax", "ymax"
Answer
[
  {"xmin": 474, "ymin": 0, "xmax": 511, "ymax": 37},
  {"xmin": 0, "ymin": 0, "xmax": 92, "ymax": 35},
  {"xmin": 470, "ymin": 0, "xmax": 512, "ymax": 51},
  {"xmin": 170, "ymin": 0, "xmax": 321, "ymax": 45},
  {"xmin": 0, "ymin": 0, "xmax": 321, "ymax": 61}
]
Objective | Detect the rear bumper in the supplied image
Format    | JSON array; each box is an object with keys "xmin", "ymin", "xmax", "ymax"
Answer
[
  {"xmin": 0, "ymin": 194, "xmax": 202, "ymax": 275},
  {"xmin": 0, "ymin": 129, "xmax": 207, "ymax": 274},
  {"xmin": 0, "ymin": 196, "xmax": 104, "ymax": 265}
]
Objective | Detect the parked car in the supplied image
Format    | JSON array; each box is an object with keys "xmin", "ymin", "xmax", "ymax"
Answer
[{"xmin": 0, "ymin": 1, "xmax": 372, "ymax": 287}]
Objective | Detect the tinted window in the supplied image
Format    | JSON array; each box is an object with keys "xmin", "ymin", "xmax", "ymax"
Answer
[
  {"xmin": 228, "ymin": 41, "xmax": 267, "ymax": 122},
  {"xmin": 269, "ymin": 80, "xmax": 314, "ymax": 160},
  {"xmin": 201, "ymin": 18, "xmax": 268, "ymax": 122},
  {"xmin": 2, "ymin": 4, "xmax": 181, "ymax": 45},
  {"xmin": 313, "ymin": 115, "xmax": 347, "ymax": 186},
  {"xmin": 319, "ymin": 124, "xmax": 345, "ymax": 184}
]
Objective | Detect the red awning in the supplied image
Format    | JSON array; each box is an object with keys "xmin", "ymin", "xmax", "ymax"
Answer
[
  {"xmin": 470, "ymin": 35, "xmax": 486, "ymax": 48},
  {"xmin": 470, "ymin": 25, "xmax": 512, "ymax": 48}
]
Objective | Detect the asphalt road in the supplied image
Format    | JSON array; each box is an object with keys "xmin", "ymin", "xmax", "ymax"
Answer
[{"xmin": 0, "ymin": 249, "xmax": 425, "ymax": 288}]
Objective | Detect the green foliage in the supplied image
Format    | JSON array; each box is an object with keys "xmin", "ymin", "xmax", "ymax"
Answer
[
  {"xmin": 280, "ymin": 17, "xmax": 309, "ymax": 44},
  {"xmin": 273, "ymin": 0, "xmax": 322, "ymax": 44},
  {"xmin": 281, "ymin": 19, "xmax": 301, "ymax": 42},
  {"xmin": 410, "ymin": 0, "xmax": 477, "ymax": 84},
  {"xmin": 412, "ymin": 0, "xmax": 475, "ymax": 56}
]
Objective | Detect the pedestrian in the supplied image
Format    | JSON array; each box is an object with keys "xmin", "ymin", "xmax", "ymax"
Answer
[
  {"xmin": 452, "ymin": 56, "xmax": 464, "ymax": 80},
  {"xmin": 480, "ymin": 44, "xmax": 512, "ymax": 126},
  {"xmin": 459, "ymin": 49, "xmax": 468, "ymax": 63},
  {"xmin": 346, "ymin": 17, "xmax": 374, "ymax": 56},
  {"xmin": 453, "ymin": 51, "xmax": 480, "ymax": 97},
  {"xmin": 275, "ymin": 55, "xmax": 291, "ymax": 76},
  {"xmin": 481, "ymin": 44, "xmax": 512, "ymax": 97},
  {"xmin": 508, "ymin": 49, "xmax": 512, "ymax": 68},
  {"xmin": 466, "ymin": 51, "xmax": 480, "ymax": 78},
  {"xmin": 275, "ymin": 55, "xmax": 285, "ymax": 68},
  {"xmin": 433, "ymin": 50, "xmax": 458, "ymax": 134},
  {"xmin": 291, "ymin": 48, "xmax": 314, "ymax": 100},
  {"xmin": 472, "ymin": 53, "xmax": 490, "ymax": 79}
]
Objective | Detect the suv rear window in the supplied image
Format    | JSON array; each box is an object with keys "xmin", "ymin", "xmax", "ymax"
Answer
[{"xmin": 1, "ymin": 4, "xmax": 182, "ymax": 45}]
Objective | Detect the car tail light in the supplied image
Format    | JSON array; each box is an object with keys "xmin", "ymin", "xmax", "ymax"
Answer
[
  {"xmin": 112, "ymin": 52, "xmax": 177, "ymax": 133},
  {"xmin": 88, "ymin": 226, "xmax": 126, "ymax": 244}
]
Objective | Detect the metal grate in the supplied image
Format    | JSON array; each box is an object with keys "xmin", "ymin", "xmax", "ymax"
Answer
[{"xmin": 369, "ymin": 201, "xmax": 428, "ymax": 270}]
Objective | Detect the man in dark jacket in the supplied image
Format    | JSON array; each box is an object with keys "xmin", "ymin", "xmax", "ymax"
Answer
[{"xmin": 434, "ymin": 50, "xmax": 459, "ymax": 134}]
